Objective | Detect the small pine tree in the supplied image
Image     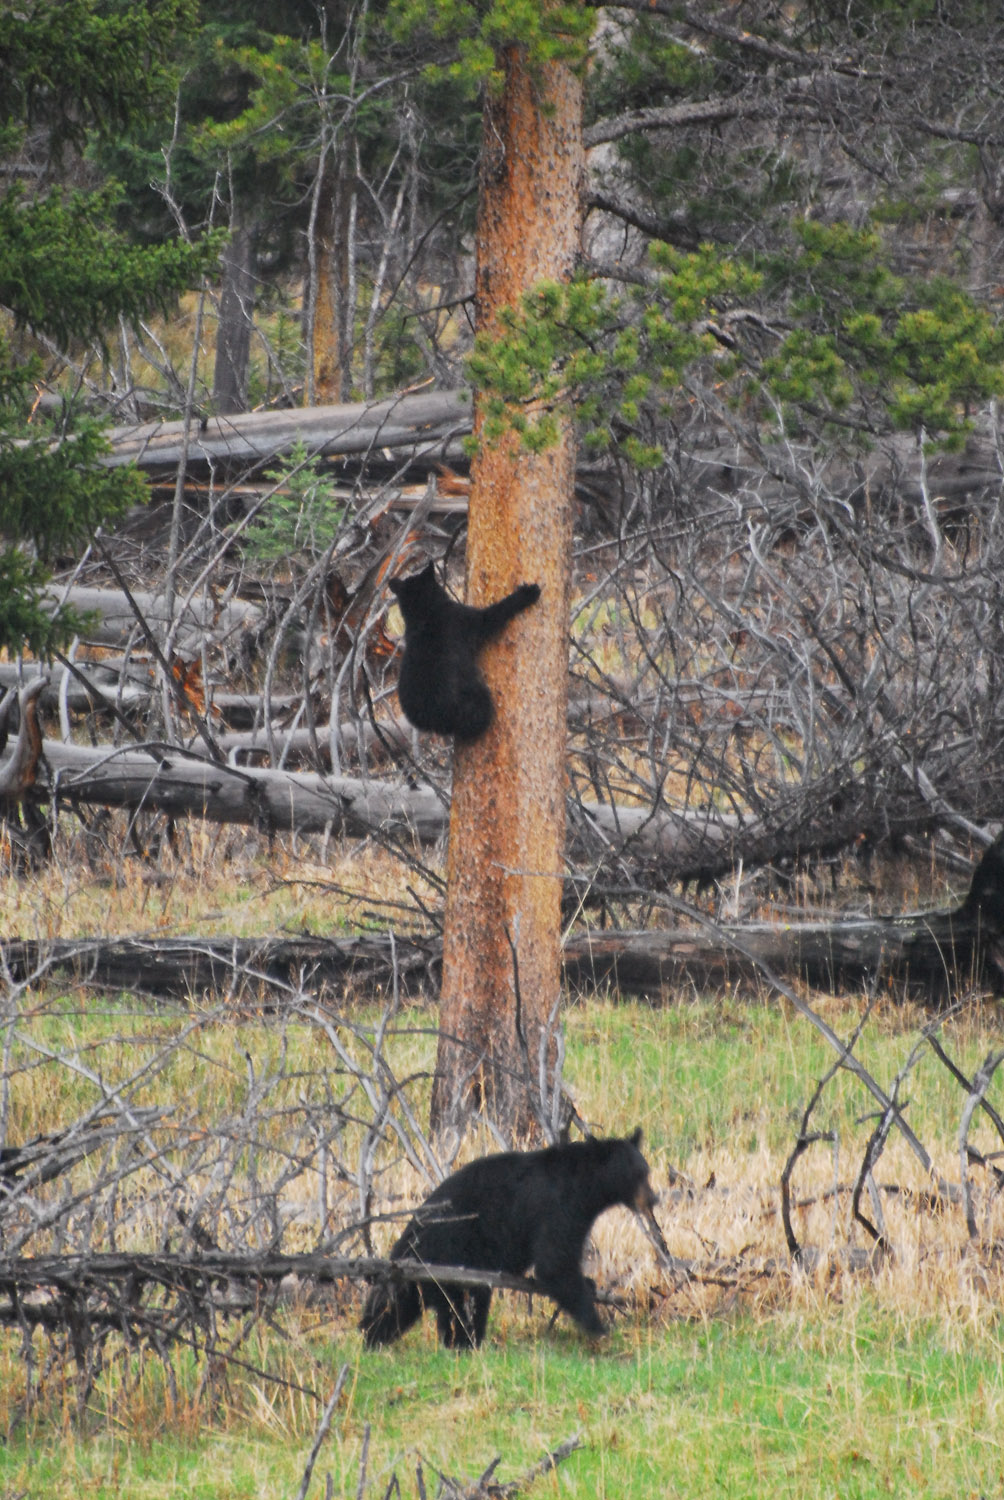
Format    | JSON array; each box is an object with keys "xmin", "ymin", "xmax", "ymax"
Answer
[{"xmin": 242, "ymin": 440, "xmax": 344, "ymax": 566}]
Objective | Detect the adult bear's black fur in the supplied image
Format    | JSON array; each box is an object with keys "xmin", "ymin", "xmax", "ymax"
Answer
[
  {"xmin": 387, "ymin": 561, "xmax": 540, "ymax": 741},
  {"xmin": 360, "ymin": 1130, "xmax": 656, "ymax": 1349}
]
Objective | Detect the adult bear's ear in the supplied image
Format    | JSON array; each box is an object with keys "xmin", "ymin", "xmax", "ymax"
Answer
[{"xmin": 630, "ymin": 1127, "xmax": 643, "ymax": 1146}]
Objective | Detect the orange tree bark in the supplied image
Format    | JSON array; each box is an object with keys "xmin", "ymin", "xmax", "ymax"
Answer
[
  {"xmin": 430, "ymin": 43, "xmax": 583, "ymax": 1138},
  {"xmin": 311, "ymin": 144, "xmax": 355, "ymax": 404}
]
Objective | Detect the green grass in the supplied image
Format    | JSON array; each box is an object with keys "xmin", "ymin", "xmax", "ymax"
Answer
[
  {"xmin": 567, "ymin": 991, "xmax": 1004, "ymax": 1165},
  {"xmin": 2, "ymin": 1305, "xmax": 1002, "ymax": 1498},
  {"xmin": 1, "ymin": 990, "xmax": 1003, "ymax": 1497},
  {"xmin": 341, "ymin": 1311, "xmax": 1004, "ymax": 1499}
]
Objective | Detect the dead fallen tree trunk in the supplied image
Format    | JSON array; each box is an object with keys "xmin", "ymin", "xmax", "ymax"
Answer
[
  {"xmin": 1, "ymin": 666, "xmax": 309, "ymax": 733},
  {"xmin": 39, "ymin": 585, "xmax": 264, "ymax": 654},
  {"xmin": 103, "ymin": 389, "xmax": 472, "ymax": 473},
  {"xmin": 6, "ymin": 835, "xmax": 1003, "ymax": 1000},
  {"xmin": 37, "ymin": 740, "xmax": 447, "ymax": 841},
  {"xmin": 563, "ymin": 906, "xmax": 1004, "ymax": 1000},
  {"xmin": 1, "ymin": 727, "xmax": 996, "ymax": 882},
  {"xmin": 6, "ymin": 734, "xmax": 851, "ymax": 872},
  {"xmin": 571, "ymin": 837, "xmax": 1004, "ymax": 996},
  {"xmin": 0, "ymin": 932, "xmax": 440, "ymax": 999},
  {"xmin": 16, "ymin": 737, "xmax": 731, "ymax": 855},
  {"xmin": 101, "ymin": 393, "xmax": 1004, "ymax": 519},
  {"xmin": 30, "ymin": 736, "xmax": 985, "ymax": 881}
]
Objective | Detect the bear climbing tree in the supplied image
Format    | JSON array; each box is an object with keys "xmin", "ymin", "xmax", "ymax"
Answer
[{"xmin": 388, "ymin": 563, "xmax": 540, "ymax": 741}]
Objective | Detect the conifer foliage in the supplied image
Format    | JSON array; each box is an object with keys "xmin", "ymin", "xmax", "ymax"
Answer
[{"xmin": 0, "ymin": 0, "xmax": 215, "ymax": 655}]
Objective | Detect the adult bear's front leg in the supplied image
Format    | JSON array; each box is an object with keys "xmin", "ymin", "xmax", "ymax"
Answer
[{"xmin": 534, "ymin": 1252, "xmax": 606, "ymax": 1337}]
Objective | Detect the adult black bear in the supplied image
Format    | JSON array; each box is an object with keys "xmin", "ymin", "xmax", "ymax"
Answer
[
  {"xmin": 360, "ymin": 1130, "xmax": 656, "ymax": 1349},
  {"xmin": 387, "ymin": 562, "xmax": 540, "ymax": 741}
]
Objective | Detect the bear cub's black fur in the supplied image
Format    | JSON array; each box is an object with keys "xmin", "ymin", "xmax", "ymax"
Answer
[
  {"xmin": 360, "ymin": 1129, "xmax": 656, "ymax": 1349},
  {"xmin": 388, "ymin": 561, "xmax": 540, "ymax": 741}
]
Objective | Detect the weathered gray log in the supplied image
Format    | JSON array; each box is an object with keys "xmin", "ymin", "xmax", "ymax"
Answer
[
  {"xmin": 183, "ymin": 715, "xmax": 414, "ymax": 764},
  {"xmin": 207, "ymin": 692, "xmax": 307, "ymax": 731},
  {"xmin": 0, "ymin": 932, "xmax": 439, "ymax": 999},
  {"xmin": 572, "ymin": 798, "xmax": 740, "ymax": 865},
  {"xmin": 36, "ymin": 739, "xmax": 447, "ymax": 841},
  {"xmin": 38, "ymin": 585, "xmax": 264, "ymax": 653},
  {"xmin": 100, "ymin": 393, "xmax": 1004, "ymax": 521},
  {"xmin": 1, "ymin": 732, "xmax": 993, "ymax": 890},
  {"xmin": 102, "ymin": 389, "xmax": 472, "ymax": 472},
  {"xmin": 0, "ymin": 667, "xmax": 307, "ymax": 730},
  {"xmin": 0, "ymin": 659, "xmax": 155, "ymax": 715},
  {"xmin": 563, "ymin": 908, "xmax": 1001, "ymax": 1000},
  {"xmin": 5, "ymin": 836, "xmax": 1003, "ymax": 1000},
  {"xmin": 566, "ymin": 834, "xmax": 1004, "ymax": 997},
  {"xmin": 10, "ymin": 736, "xmax": 731, "ymax": 855}
]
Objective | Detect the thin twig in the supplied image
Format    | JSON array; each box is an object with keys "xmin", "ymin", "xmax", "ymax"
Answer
[{"xmin": 293, "ymin": 1364, "xmax": 351, "ymax": 1500}]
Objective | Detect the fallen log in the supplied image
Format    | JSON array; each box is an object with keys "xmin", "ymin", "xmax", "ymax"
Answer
[
  {"xmin": 0, "ymin": 932, "xmax": 440, "ymax": 999},
  {"xmin": 571, "ymin": 835, "xmax": 1004, "ymax": 997},
  {"xmin": 14, "ymin": 733, "xmax": 811, "ymax": 874},
  {"xmin": 36, "ymin": 739, "xmax": 447, "ymax": 841},
  {"xmin": 100, "ymin": 392, "xmax": 1004, "ymax": 526},
  {"xmin": 5, "ymin": 835, "xmax": 1003, "ymax": 1001},
  {"xmin": 8, "ymin": 735, "xmax": 735, "ymax": 857},
  {"xmin": 39, "ymin": 584, "xmax": 264, "ymax": 654},
  {"xmin": 182, "ymin": 715, "xmax": 414, "ymax": 766},
  {"xmin": 0, "ymin": 1249, "xmax": 624, "ymax": 1329},
  {"xmin": 103, "ymin": 389, "xmax": 472, "ymax": 474},
  {"xmin": 0, "ymin": 729, "xmax": 995, "ymax": 890},
  {"xmin": 0, "ymin": 666, "xmax": 311, "ymax": 732},
  {"xmin": 0, "ymin": 658, "xmax": 155, "ymax": 716}
]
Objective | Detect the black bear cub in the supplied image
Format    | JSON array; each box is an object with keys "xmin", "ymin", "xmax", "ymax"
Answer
[
  {"xmin": 360, "ymin": 1130, "xmax": 656, "ymax": 1350},
  {"xmin": 387, "ymin": 561, "xmax": 540, "ymax": 741}
]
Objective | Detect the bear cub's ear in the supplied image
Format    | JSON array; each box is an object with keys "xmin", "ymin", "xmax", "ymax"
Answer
[{"xmin": 630, "ymin": 1127, "xmax": 643, "ymax": 1146}]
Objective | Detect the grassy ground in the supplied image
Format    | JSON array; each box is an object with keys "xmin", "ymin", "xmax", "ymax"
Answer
[
  {"xmin": 1, "ymin": 828, "xmax": 1002, "ymax": 1496},
  {"xmin": 0, "ymin": 969, "xmax": 1002, "ymax": 1499},
  {"xmin": 8, "ymin": 1306, "xmax": 1004, "ymax": 1499}
]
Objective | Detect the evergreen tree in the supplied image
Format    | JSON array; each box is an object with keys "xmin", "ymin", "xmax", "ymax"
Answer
[
  {"xmin": 0, "ymin": 0, "xmax": 216, "ymax": 655},
  {"xmin": 385, "ymin": 0, "xmax": 591, "ymax": 1139}
]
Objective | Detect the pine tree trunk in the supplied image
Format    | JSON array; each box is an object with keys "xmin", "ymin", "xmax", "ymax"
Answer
[
  {"xmin": 311, "ymin": 143, "xmax": 356, "ymax": 404},
  {"xmin": 430, "ymin": 44, "xmax": 583, "ymax": 1139}
]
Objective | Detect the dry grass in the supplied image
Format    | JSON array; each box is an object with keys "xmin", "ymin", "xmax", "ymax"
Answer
[{"xmin": 1, "ymin": 816, "xmax": 443, "ymax": 943}]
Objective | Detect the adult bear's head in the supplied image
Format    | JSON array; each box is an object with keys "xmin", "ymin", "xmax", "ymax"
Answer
[{"xmin": 588, "ymin": 1128, "xmax": 657, "ymax": 1214}]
